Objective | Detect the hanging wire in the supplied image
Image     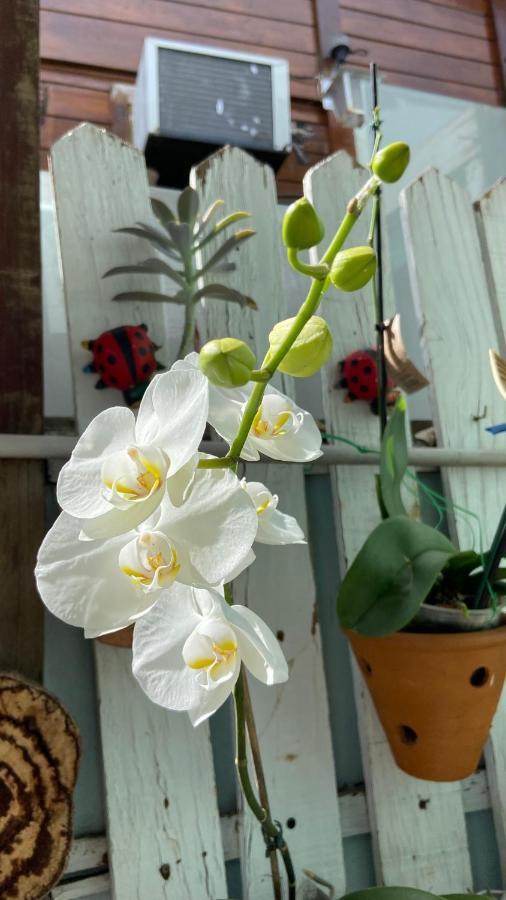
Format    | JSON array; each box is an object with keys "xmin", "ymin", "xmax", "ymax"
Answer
[{"xmin": 321, "ymin": 431, "xmax": 488, "ymax": 567}]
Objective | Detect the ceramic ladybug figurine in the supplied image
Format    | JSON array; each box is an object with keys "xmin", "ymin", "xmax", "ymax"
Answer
[
  {"xmin": 82, "ymin": 324, "xmax": 163, "ymax": 405},
  {"xmin": 337, "ymin": 348, "xmax": 399, "ymax": 415}
]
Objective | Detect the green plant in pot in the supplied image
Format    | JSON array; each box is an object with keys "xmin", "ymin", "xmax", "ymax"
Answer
[{"xmin": 336, "ymin": 397, "xmax": 506, "ymax": 782}]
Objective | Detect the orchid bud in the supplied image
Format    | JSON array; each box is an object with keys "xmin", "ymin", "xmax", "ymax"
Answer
[
  {"xmin": 199, "ymin": 338, "xmax": 256, "ymax": 388},
  {"xmin": 268, "ymin": 316, "xmax": 332, "ymax": 378},
  {"xmin": 372, "ymin": 142, "xmax": 410, "ymax": 183},
  {"xmin": 330, "ymin": 246, "xmax": 377, "ymax": 293},
  {"xmin": 282, "ymin": 198, "xmax": 325, "ymax": 250}
]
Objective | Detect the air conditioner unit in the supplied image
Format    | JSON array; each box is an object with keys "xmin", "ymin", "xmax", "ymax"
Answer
[{"xmin": 133, "ymin": 37, "xmax": 292, "ymax": 187}]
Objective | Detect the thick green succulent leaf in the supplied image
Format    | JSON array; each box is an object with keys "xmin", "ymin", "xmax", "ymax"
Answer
[
  {"xmin": 192, "ymin": 283, "xmax": 257, "ymax": 310},
  {"xmin": 114, "ymin": 225, "xmax": 179, "ymax": 260},
  {"xmin": 379, "ymin": 396, "xmax": 409, "ymax": 517},
  {"xmin": 343, "ymin": 889, "xmax": 443, "ymax": 900},
  {"xmin": 195, "ymin": 228, "xmax": 256, "ymax": 277},
  {"xmin": 150, "ymin": 197, "xmax": 176, "ymax": 229},
  {"xmin": 194, "ymin": 211, "xmax": 252, "ymax": 251},
  {"xmin": 177, "ymin": 186, "xmax": 199, "ymax": 227},
  {"xmin": 337, "ymin": 516, "xmax": 456, "ymax": 636},
  {"xmin": 111, "ymin": 290, "xmax": 188, "ymax": 305},
  {"xmin": 167, "ymin": 221, "xmax": 192, "ymax": 257},
  {"xmin": 103, "ymin": 257, "xmax": 186, "ymax": 288},
  {"xmin": 200, "ymin": 198, "xmax": 225, "ymax": 227}
]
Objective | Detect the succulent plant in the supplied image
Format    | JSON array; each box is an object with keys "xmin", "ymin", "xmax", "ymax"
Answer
[{"xmin": 103, "ymin": 186, "xmax": 257, "ymax": 358}]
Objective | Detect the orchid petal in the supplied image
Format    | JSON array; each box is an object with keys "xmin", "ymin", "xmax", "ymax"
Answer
[
  {"xmin": 166, "ymin": 452, "xmax": 198, "ymax": 507},
  {"xmin": 57, "ymin": 407, "xmax": 136, "ymax": 518},
  {"xmin": 132, "ymin": 585, "xmax": 205, "ymax": 710},
  {"xmin": 35, "ymin": 513, "xmax": 157, "ymax": 637},
  {"xmin": 227, "ymin": 604, "xmax": 289, "ymax": 685},
  {"xmin": 79, "ymin": 486, "xmax": 164, "ymax": 540},
  {"xmin": 135, "ymin": 369, "xmax": 209, "ymax": 476},
  {"xmin": 159, "ymin": 467, "xmax": 257, "ymax": 585},
  {"xmin": 188, "ymin": 657, "xmax": 240, "ymax": 726},
  {"xmin": 256, "ymin": 509, "xmax": 306, "ymax": 545}
]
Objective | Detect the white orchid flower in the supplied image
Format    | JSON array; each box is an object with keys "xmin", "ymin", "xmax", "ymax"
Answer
[
  {"xmin": 57, "ymin": 369, "xmax": 208, "ymax": 540},
  {"xmin": 132, "ymin": 584, "xmax": 288, "ymax": 726},
  {"xmin": 242, "ymin": 480, "xmax": 305, "ymax": 545},
  {"xmin": 36, "ymin": 467, "xmax": 257, "ymax": 638},
  {"xmin": 173, "ymin": 353, "xmax": 322, "ymax": 463}
]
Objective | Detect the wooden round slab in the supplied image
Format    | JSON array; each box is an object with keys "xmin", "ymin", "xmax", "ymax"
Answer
[{"xmin": 0, "ymin": 674, "xmax": 80, "ymax": 899}]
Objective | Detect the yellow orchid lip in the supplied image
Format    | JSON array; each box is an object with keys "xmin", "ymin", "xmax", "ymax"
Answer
[
  {"xmin": 252, "ymin": 407, "xmax": 292, "ymax": 439},
  {"xmin": 102, "ymin": 447, "xmax": 164, "ymax": 504},
  {"xmin": 120, "ymin": 538, "xmax": 180, "ymax": 590}
]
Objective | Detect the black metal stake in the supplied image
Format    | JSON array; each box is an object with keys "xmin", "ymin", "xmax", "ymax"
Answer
[{"xmin": 370, "ymin": 62, "xmax": 388, "ymax": 437}]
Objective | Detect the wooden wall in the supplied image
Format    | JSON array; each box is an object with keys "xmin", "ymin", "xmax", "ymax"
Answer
[{"xmin": 40, "ymin": 0, "xmax": 503, "ymax": 198}]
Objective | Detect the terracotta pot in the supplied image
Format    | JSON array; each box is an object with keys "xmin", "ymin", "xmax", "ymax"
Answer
[
  {"xmin": 96, "ymin": 625, "xmax": 134, "ymax": 648},
  {"xmin": 345, "ymin": 624, "xmax": 506, "ymax": 781}
]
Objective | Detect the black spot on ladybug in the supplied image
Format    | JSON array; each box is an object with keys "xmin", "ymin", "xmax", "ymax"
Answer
[
  {"xmin": 138, "ymin": 347, "xmax": 147, "ymax": 357},
  {"xmin": 364, "ymin": 366, "xmax": 372, "ymax": 374},
  {"xmin": 110, "ymin": 376, "xmax": 118, "ymax": 385},
  {"xmin": 360, "ymin": 385, "xmax": 368, "ymax": 393},
  {"xmin": 351, "ymin": 359, "xmax": 359, "ymax": 367},
  {"xmin": 98, "ymin": 365, "xmax": 105, "ymax": 373},
  {"xmin": 135, "ymin": 330, "xmax": 144, "ymax": 339},
  {"xmin": 142, "ymin": 363, "xmax": 151, "ymax": 374},
  {"xmin": 96, "ymin": 343, "xmax": 103, "ymax": 354},
  {"xmin": 108, "ymin": 354, "xmax": 117, "ymax": 365},
  {"xmin": 351, "ymin": 376, "xmax": 359, "ymax": 384}
]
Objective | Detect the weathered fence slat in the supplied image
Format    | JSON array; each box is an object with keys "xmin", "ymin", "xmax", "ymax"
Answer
[
  {"xmin": 307, "ymin": 152, "xmax": 473, "ymax": 892},
  {"xmin": 402, "ymin": 168, "xmax": 506, "ymax": 881},
  {"xmin": 50, "ymin": 124, "xmax": 227, "ymax": 900},
  {"xmin": 191, "ymin": 146, "xmax": 345, "ymax": 899}
]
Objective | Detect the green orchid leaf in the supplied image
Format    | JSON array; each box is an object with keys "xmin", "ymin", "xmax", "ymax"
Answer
[
  {"xmin": 195, "ymin": 228, "xmax": 256, "ymax": 278},
  {"xmin": 177, "ymin": 186, "xmax": 199, "ymax": 227},
  {"xmin": 103, "ymin": 257, "xmax": 186, "ymax": 288},
  {"xmin": 344, "ymin": 888, "xmax": 443, "ymax": 900},
  {"xmin": 192, "ymin": 283, "xmax": 257, "ymax": 310},
  {"xmin": 111, "ymin": 290, "xmax": 188, "ymax": 305},
  {"xmin": 167, "ymin": 221, "xmax": 192, "ymax": 257},
  {"xmin": 379, "ymin": 396, "xmax": 409, "ymax": 517},
  {"xmin": 337, "ymin": 516, "xmax": 456, "ymax": 636},
  {"xmin": 114, "ymin": 225, "xmax": 179, "ymax": 260},
  {"xmin": 150, "ymin": 197, "xmax": 176, "ymax": 229}
]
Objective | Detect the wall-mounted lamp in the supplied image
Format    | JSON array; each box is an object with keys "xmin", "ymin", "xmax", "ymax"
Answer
[{"xmin": 319, "ymin": 35, "xmax": 368, "ymax": 128}]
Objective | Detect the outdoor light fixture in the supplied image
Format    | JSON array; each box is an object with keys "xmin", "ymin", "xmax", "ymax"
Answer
[{"xmin": 319, "ymin": 35, "xmax": 367, "ymax": 128}]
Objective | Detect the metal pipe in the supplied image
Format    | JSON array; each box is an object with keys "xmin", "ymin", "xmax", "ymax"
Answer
[{"xmin": 0, "ymin": 433, "xmax": 504, "ymax": 469}]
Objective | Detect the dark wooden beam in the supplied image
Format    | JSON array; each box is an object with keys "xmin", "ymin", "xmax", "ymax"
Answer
[
  {"xmin": 0, "ymin": 0, "xmax": 44, "ymax": 680},
  {"xmin": 491, "ymin": 0, "xmax": 506, "ymax": 102}
]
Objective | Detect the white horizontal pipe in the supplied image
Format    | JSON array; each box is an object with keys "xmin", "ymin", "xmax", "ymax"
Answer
[{"xmin": 0, "ymin": 433, "xmax": 505, "ymax": 468}]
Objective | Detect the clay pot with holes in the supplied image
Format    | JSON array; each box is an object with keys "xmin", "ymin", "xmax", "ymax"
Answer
[
  {"xmin": 96, "ymin": 624, "xmax": 134, "ymax": 648},
  {"xmin": 345, "ymin": 620, "xmax": 506, "ymax": 781}
]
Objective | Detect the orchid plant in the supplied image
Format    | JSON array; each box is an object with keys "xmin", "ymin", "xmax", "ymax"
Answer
[{"xmin": 35, "ymin": 140, "xmax": 410, "ymax": 898}]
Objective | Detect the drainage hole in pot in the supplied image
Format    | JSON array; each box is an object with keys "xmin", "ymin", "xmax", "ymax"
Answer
[
  {"xmin": 398, "ymin": 725, "xmax": 418, "ymax": 746},
  {"xmin": 470, "ymin": 666, "xmax": 489, "ymax": 687},
  {"xmin": 359, "ymin": 658, "xmax": 372, "ymax": 677}
]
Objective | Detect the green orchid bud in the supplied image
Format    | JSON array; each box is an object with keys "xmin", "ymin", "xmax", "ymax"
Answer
[
  {"xmin": 199, "ymin": 338, "xmax": 256, "ymax": 388},
  {"xmin": 268, "ymin": 315, "xmax": 332, "ymax": 378},
  {"xmin": 372, "ymin": 142, "xmax": 410, "ymax": 183},
  {"xmin": 330, "ymin": 246, "xmax": 377, "ymax": 293},
  {"xmin": 282, "ymin": 198, "xmax": 325, "ymax": 250}
]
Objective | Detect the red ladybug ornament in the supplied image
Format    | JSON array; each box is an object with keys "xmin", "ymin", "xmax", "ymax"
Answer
[
  {"xmin": 337, "ymin": 348, "xmax": 399, "ymax": 415},
  {"xmin": 82, "ymin": 324, "xmax": 163, "ymax": 405}
]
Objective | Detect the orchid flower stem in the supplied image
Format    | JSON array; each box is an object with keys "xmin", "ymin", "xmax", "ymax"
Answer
[
  {"xmin": 198, "ymin": 457, "xmax": 235, "ymax": 469},
  {"xmin": 287, "ymin": 247, "xmax": 329, "ymax": 280},
  {"xmin": 235, "ymin": 667, "xmax": 296, "ymax": 900},
  {"xmin": 226, "ymin": 205, "xmax": 366, "ymax": 463}
]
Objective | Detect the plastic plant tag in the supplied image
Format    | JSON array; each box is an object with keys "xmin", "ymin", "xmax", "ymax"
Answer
[{"xmin": 383, "ymin": 314, "xmax": 429, "ymax": 394}]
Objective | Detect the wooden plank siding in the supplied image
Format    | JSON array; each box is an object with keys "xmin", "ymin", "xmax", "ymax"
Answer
[{"xmin": 39, "ymin": 0, "xmax": 503, "ymax": 196}]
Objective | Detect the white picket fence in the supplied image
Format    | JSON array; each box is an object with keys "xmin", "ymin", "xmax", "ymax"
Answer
[{"xmin": 43, "ymin": 124, "xmax": 506, "ymax": 899}]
